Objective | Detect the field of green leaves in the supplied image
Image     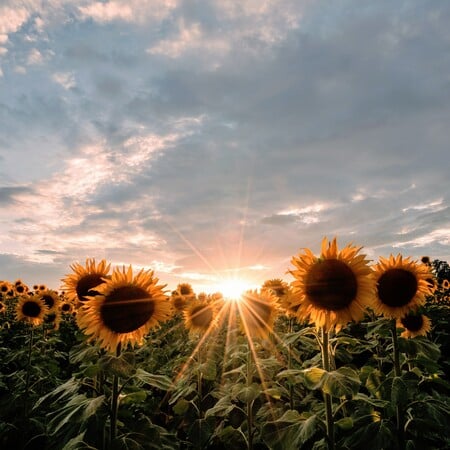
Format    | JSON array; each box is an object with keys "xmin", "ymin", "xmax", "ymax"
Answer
[{"xmin": 1, "ymin": 245, "xmax": 450, "ymax": 450}]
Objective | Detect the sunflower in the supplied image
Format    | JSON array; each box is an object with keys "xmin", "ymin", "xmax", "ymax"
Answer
[
  {"xmin": 44, "ymin": 311, "xmax": 61, "ymax": 331},
  {"xmin": 238, "ymin": 290, "xmax": 278, "ymax": 339},
  {"xmin": 171, "ymin": 293, "xmax": 187, "ymax": 312},
  {"xmin": 262, "ymin": 278, "xmax": 290, "ymax": 299},
  {"xmin": 60, "ymin": 301, "xmax": 74, "ymax": 315},
  {"xmin": 289, "ymin": 237, "xmax": 374, "ymax": 331},
  {"xmin": 0, "ymin": 302, "xmax": 6, "ymax": 314},
  {"xmin": 420, "ymin": 256, "xmax": 431, "ymax": 266},
  {"xmin": 442, "ymin": 279, "xmax": 449, "ymax": 290},
  {"xmin": 16, "ymin": 295, "xmax": 49, "ymax": 326},
  {"xmin": 426, "ymin": 276, "xmax": 437, "ymax": 295},
  {"xmin": 372, "ymin": 255, "xmax": 432, "ymax": 319},
  {"xmin": 177, "ymin": 282, "xmax": 196, "ymax": 299},
  {"xmin": 397, "ymin": 312, "xmax": 431, "ymax": 339},
  {"xmin": 184, "ymin": 301, "xmax": 216, "ymax": 335},
  {"xmin": 62, "ymin": 258, "xmax": 111, "ymax": 303},
  {"xmin": 77, "ymin": 266, "xmax": 172, "ymax": 352},
  {"xmin": 37, "ymin": 289, "xmax": 60, "ymax": 314},
  {"xmin": 14, "ymin": 283, "xmax": 29, "ymax": 295},
  {"xmin": 0, "ymin": 281, "xmax": 11, "ymax": 297}
]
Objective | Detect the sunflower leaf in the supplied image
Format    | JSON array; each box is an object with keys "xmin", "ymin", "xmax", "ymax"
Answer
[
  {"xmin": 134, "ymin": 368, "xmax": 173, "ymax": 391},
  {"xmin": 321, "ymin": 367, "xmax": 360, "ymax": 398}
]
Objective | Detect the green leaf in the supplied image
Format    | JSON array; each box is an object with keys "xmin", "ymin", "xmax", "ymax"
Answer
[
  {"xmin": 322, "ymin": 367, "xmax": 360, "ymax": 398},
  {"xmin": 134, "ymin": 368, "xmax": 173, "ymax": 391},
  {"xmin": 199, "ymin": 362, "xmax": 217, "ymax": 381},
  {"xmin": 302, "ymin": 367, "xmax": 326, "ymax": 390},
  {"xmin": 236, "ymin": 383, "xmax": 261, "ymax": 403},
  {"xmin": 204, "ymin": 396, "xmax": 234, "ymax": 418},
  {"xmin": 173, "ymin": 398, "xmax": 190, "ymax": 415},
  {"xmin": 336, "ymin": 417, "xmax": 353, "ymax": 430},
  {"xmin": 121, "ymin": 390, "xmax": 147, "ymax": 404},
  {"xmin": 99, "ymin": 354, "xmax": 135, "ymax": 378},
  {"xmin": 391, "ymin": 376, "xmax": 407, "ymax": 407}
]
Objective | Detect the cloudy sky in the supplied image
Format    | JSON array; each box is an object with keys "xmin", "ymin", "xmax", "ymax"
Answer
[{"xmin": 1, "ymin": 0, "xmax": 449, "ymax": 294}]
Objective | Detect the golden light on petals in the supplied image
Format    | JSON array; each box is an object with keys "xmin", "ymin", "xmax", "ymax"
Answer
[
  {"xmin": 289, "ymin": 237, "xmax": 375, "ymax": 330},
  {"xmin": 238, "ymin": 290, "xmax": 278, "ymax": 339},
  {"xmin": 61, "ymin": 258, "xmax": 111, "ymax": 303},
  {"xmin": 77, "ymin": 265, "xmax": 172, "ymax": 352},
  {"xmin": 16, "ymin": 295, "xmax": 49, "ymax": 326},
  {"xmin": 372, "ymin": 254, "xmax": 432, "ymax": 318},
  {"xmin": 184, "ymin": 301, "xmax": 216, "ymax": 335},
  {"xmin": 397, "ymin": 313, "xmax": 431, "ymax": 339}
]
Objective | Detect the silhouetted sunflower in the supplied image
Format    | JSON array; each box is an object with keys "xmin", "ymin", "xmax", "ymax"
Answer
[
  {"xmin": 184, "ymin": 301, "xmax": 216, "ymax": 335},
  {"xmin": 62, "ymin": 258, "xmax": 111, "ymax": 303},
  {"xmin": 239, "ymin": 290, "xmax": 278, "ymax": 339},
  {"xmin": 77, "ymin": 266, "xmax": 172, "ymax": 352},
  {"xmin": 373, "ymin": 255, "xmax": 431, "ymax": 318},
  {"xmin": 16, "ymin": 295, "xmax": 48, "ymax": 326},
  {"xmin": 397, "ymin": 312, "xmax": 431, "ymax": 339},
  {"xmin": 289, "ymin": 237, "xmax": 374, "ymax": 330}
]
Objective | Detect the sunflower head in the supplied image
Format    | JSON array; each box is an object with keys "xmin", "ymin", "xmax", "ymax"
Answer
[
  {"xmin": 0, "ymin": 281, "xmax": 12, "ymax": 296},
  {"xmin": 62, "ymin": 258, "xmax": 111, "ymax": 303},
  {"xmin": 37, "ymin": 289, "xmax": 61, "ymax": 314},
  {"xmin": 421, "ymin": 256, "xmax": 431, "ymax": 266},
  {"xmin": 397, "ymin": 312, "xmax": 431, "ymax": 339},
  {"xmin": 261, "ymin": 278, "xmax": 290, "ymax": 300},
  {"xmin": 184, "ymin": 301, "xmax": 216, "ymax": 335},
  {"xmin": 177, "ymin": 282, "xmax": 195, "ymax": 298},
  {"xmin": 171, "ymin": 294, "xmax": 187, "ymax": 312},
  {"xmin": 16, "ymin": 295, "xmax": 49, "ymax": 326},
  {"xmin": 77, "ymin": 265, "xmax": 172, "ymax": 352},
  {"xmin": 373, "ymin": 255, "xmax": 432, "ymax": 319},
  {"xmin": 14, "ymin": 283, "xmax": 29, "ymax": 295},
  {"xmin": 60, "ymin": 301, "xmax": 74, "ymax": 315},
  {"xmin": 289, "ymin": 237, "xmax": 374, "ymax": 331},
  {"xmin": 238, "ymin": 290, "xmax": 278, "ymax": 340}
]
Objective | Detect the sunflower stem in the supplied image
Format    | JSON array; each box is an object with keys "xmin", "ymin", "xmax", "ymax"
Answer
[
  {"xmin": 246, "ymin": 346, "xmax": 254, "ymax": 450},
  {"xmin": 24, "ymin": 326, "xmax": 34, "ymax": 417},
  {"xmin": 321, "ymin": 328, "xmax": 335, "ymax": 450},
  {"xmin": 288, "ymin": 317, "xmax": 294, "ymax": 410},
  {"xmin": 110, "ymin": 343, "xmax": 121, "ymax": 445},
  {"xmin": 391, "ymin": 320, "xmax": 405, "ymax": 450}
]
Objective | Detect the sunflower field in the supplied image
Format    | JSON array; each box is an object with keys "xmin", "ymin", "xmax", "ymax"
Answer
[{"xmin": 1, "ymin": 238, "xmax": 450, "ymax": 450}]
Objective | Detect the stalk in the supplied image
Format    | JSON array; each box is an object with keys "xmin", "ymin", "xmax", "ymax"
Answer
[
  {"xmin": 321, "ymin": 328, "xmax": 335, "ymax": 450},
  {"xmin": 246, "ymin": 347, "xmax": 254, "ymax": 450},
  {"xmin": 110, "ymin": 343, "xmax": 121, "ymax": 444},
  {"xmin": 391, "ymin": 320, "xmax": 405, "ymax": 450},
  {"xmin": 23, "ymin": 327, "xmax": 34, "ymax": 417},
  {"xmin": 288, "ymin": 317, "xmax": 294, "ymax": 410}
]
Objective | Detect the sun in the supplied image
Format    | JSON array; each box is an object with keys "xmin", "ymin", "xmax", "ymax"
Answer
[{"xmin": 216, "ymin": 278, "xmax": 257, "ymax": 301}]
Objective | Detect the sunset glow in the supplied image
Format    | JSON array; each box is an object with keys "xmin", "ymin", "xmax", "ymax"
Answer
[{"xmin": 215, "ymin": 278, "xmax": 257, "ymax": 301}]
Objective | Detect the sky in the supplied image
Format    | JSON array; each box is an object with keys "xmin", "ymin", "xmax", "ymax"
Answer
[{"xmin": 1, "ymin": 0, "xmax": 449, "ymax": 294}]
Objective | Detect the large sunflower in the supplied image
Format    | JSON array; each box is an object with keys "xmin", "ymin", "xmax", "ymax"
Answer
[
  {"xmin": 372, "ymin": 255, "xmax": 431, "ymax": 318},
  {"xmin": 289, "ymin": 237, "xmax": 374, "ymax": 331},
  {"xmin": 77, "ymin": 266, "xmax": 172, "ymax": 352},
  {"xmin": 238, "ymin": 290, "xmax": 278, "ymax": 339},
  {"xmin": 184, "ymin": 301, "xmax": 216, "ymax": 335},
  {"xmin": 397, "ymin": 312, "xmax": 431, "ymax": 339},
  {"xmin": 62, "ymin": 258, "xmax": 111, "ymax": 303},
  {"xmin": 16, "ymin": 295, "xmax": 49, "ymax": 326}
]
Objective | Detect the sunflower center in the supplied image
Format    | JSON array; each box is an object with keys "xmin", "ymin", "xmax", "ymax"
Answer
[
  {"xmin": 305, "ymin": 259, "xmax": 357, "ymax": 311},
  {"xmin": 23, "ymin": 301, "xmax": 41, "ymax": 317},
  {"xmin": 76, "ymin": 274, "xmax": 105, "ymax": 301},
  {"xmin": 62, "ymin": 303, "xmax": 71, "ymax": 312},
  {"xmin": 400, "ymin": 314, "xmax": 423, "ymax": 332},
  {"xmin": 100, "ymin": 286, "xmax": 154, "ymax": 333},
  {"xmin": 377, "ymin": 269, "xmax": 418, "ymax": 307},
  {"xmin": 41, "ymin": 295, "xmax": 55, "ymax": 309},
  {"xmin": 190, "ymin": 305, "xmax": 213, "ymax": 328}
]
